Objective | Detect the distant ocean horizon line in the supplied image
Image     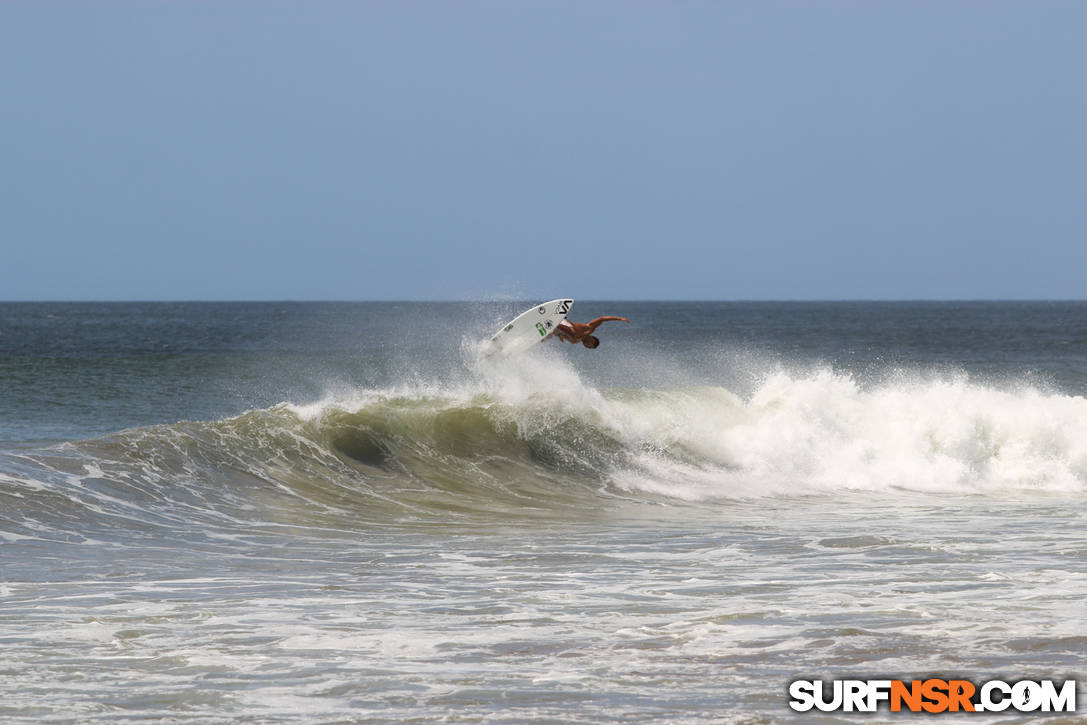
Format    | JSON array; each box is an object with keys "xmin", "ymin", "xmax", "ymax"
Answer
[{"xmin": 3, "ymin": 298, "xmax": 1086, "ymax": 305}]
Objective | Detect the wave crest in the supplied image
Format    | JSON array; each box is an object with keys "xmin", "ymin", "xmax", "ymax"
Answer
[{"xmin": 5, "ymin": 365, "xmax": 1086, "ymax": 538}]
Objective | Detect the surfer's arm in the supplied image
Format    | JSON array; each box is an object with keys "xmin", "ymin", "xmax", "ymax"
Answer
[{"xmin": 585, "ymin": 316, "xmax": 630, "ymax": 333}]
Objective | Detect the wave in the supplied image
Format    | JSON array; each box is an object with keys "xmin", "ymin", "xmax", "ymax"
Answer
[{"xmin": 3, "ymin": 351, "xmax": 1086, "ymax": 538}]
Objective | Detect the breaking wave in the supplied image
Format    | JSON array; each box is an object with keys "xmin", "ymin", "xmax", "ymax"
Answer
[{"xmin": 2, "ymin": 350, "xmax": 1086, "ymax": 541}]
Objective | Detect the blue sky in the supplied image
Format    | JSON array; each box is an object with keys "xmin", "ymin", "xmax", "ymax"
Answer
[{"xmin": 2, "ymin": 2, "xmax": 1085, "ymax": 301}]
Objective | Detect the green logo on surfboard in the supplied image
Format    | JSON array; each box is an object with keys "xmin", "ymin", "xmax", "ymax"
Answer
[{"xmin": 535, "ymin": 322, "xmax": 547, "ymax": 336}]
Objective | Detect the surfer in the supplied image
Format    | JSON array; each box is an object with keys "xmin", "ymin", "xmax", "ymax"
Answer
[{"xmin": 551, "ymin": 316, "xmax": 630, "ymax": 349}]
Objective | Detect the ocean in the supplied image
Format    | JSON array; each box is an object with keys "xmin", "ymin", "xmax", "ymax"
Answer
[{"xmin": 1, "ymin": 301, "xmax": 1085, "ymax": 723}]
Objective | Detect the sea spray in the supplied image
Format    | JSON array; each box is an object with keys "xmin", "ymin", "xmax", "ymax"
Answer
[{"xmin": 7, "ymin": 363, "xmax": 1083, "ymax": 552}]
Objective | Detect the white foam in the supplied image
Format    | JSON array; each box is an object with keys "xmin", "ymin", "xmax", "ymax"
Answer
[
  {"xmin": 607, "ymin": 369, "xmax": 1087, "ymax": 499},
  {"xmin": 235, "ymin": 351, "xmax": 1087, "ymax": 502}
]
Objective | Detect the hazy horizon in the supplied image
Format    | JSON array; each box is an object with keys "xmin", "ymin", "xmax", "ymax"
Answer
[{"xmin": 5, "ymin": 297, "xmax": 1087, "ymax": 305}]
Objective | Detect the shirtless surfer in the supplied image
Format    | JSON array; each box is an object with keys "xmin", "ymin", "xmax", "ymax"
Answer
[{"xmin": 551, "ymin": 316, "xmax": 630, "ymax": 349}]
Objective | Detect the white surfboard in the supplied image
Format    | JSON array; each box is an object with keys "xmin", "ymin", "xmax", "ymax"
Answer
[{"xmin": 481, "ymin": 299, "xmax": 574, "ymax": 358}]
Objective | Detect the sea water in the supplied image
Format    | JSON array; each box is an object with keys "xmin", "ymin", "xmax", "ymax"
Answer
[{"xmin": 1, "ymin": 302, "xmax": 1085, "ymax": 723}]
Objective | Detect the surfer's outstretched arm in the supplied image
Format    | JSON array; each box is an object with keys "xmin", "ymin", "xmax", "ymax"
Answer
[{"xmin": 585, "ymin": 316, "xmax": 630, "ymax": 333}]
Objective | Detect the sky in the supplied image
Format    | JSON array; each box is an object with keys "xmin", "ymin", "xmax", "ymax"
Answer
[{"xmin": 1, "ymin": 2, "xmax": 1085, "ymax": 301}]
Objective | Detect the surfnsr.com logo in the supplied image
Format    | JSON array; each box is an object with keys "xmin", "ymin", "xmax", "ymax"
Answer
[{"xmin": 789, "ymin": 679, "xmax": 1077, "ymax": 713}]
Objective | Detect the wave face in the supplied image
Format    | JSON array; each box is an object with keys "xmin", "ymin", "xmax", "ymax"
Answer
[{"xmin": 3, "ymin": 352, "xmax": 1086, "ymax": 542}]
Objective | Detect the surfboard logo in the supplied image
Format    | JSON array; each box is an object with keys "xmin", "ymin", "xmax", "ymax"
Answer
[
  {"xmin": 555, "ymin": 300, "xmax": 571, "ymax": 315},
  {"xmin": 535, "ymin": 322, "xmax": 547, "ymax": 336},
  {"xmin": 538, "ymin": 307, "xmax": 546, "ymax": 314}
]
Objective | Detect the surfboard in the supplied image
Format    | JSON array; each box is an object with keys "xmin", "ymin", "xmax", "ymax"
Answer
[{"xmin": 481, "ymin": 299, "xmax": 574, "ymax": 358}]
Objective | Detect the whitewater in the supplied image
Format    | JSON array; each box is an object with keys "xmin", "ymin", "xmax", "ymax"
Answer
[{"xmin": 1, "ymin": 302, "xmax": 1085, "ymax": 722}]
